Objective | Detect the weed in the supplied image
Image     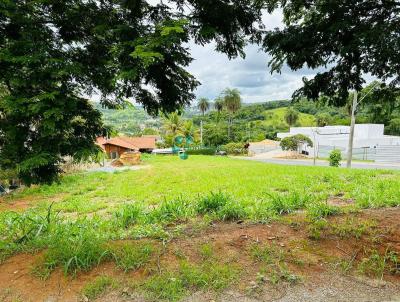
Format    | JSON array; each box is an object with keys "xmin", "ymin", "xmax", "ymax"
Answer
[
  {"xmin": 140, "ymin": 257, "xmax": 238, "ymax": 301},
  {"xmin": 43, "ymin": 221, "xmax": 110, "ymax": 275},
  {"xmin": 269, "ymin": 265, "xmax": 301, "ymax": 285},
  {"xmin": 142, "ymin": 271, "xmax": 186, "ymax": 302},
  {"xmin": 307, "ymin": 219, "xmax": 328, "ymax": 240},
  {"xmin": 250, "ymin": 243, "xmax": 285, "ymax": 264},
  {"xmin": 199, "ymin": 243, "xmax": 214, "ymax": 261},
  {"xmin": 267, "ymin": 192, "xmax": 309, "ymax": 215},
  {"xmin": 358, "ymin": 250, "xmax": 387, "ymax": 278},
  {"xmin": 149, "ymin": 197, "xmax": 193, "ymax": 223},
  {"xmin": 217, "ymin": 200, "xmax": 246, "ymax": 221},
  {"xmin": 332, "ymin": 218, "xmax": 376, "ymax": 239},
  {"xmin": 82, "ymin": 276, "xmax": 116, "ymax": 300},
  {"xmin": 197, "ymin": 192, "xmax": 229, "ymax": 214},
  {"xmin": 111, "ymin": 243, "xmax": 153, "ymax": 272},
  {"xmin": 358, "ymin": 249, "xmax": 399, "ymax": 278},
  {"xmin": 307, "ymin": 202, "xmax": 340, "ymax": 220},
  {"xmin": 114, "ymin": 203, "xmax": 143, "ymax": 228}
]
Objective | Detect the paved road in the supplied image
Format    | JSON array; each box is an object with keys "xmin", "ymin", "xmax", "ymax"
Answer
[{"xmin": 242, "ymin": 157, "xmax": 400, "ymax": 170}]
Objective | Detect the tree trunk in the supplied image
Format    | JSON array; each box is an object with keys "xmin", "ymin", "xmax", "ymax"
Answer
[{"xmin": 346, "ymin": 91, "xmax": 358, "ymax": 168}]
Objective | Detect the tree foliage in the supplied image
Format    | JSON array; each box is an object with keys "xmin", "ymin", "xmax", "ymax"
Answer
[
  {"xmin": 198, "ymin": 98, "xmax": 210, "ymax": 116},
  {"xmin": 264, "ymin": 0, "xmax": 400, "ymax": 104}
]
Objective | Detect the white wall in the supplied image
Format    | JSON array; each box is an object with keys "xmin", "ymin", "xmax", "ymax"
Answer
[{"xmin": 277, "ymin": 124, "xmax": 400, "ymax": 154}]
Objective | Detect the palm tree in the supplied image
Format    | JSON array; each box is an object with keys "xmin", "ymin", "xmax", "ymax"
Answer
[
  {"xmin": 198, "ymin": 97, "xmax": 210, "ymax": 116},
  {"xmin": 181, "ymin": 120, "xmax": 199, "ymax": 143},
  {"xmin": 214, "ymin": 97, "xmax": 224, "ymax": 122},
  {"xmin": 197, "ymin": 97, "xmax": 210, "ymax": 146},
  {"xmin": 162, "ymin": 112, "xmax": 183, "ymax": 146},
  {"xmin": 222, "ymin": 88, "xmax": 241, "ymax": 140},
  {"xmin": 284, "ymin": 107, "xmax": 299, "ymax": 127}
]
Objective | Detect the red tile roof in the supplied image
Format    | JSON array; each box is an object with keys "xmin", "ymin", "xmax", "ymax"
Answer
[{"xmin": 100, "ymin": 136, "xmax": 156, "ymax": 150}]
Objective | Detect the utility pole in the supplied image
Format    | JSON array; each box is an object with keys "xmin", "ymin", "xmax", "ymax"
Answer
[
  {"xmin": 347, "ymin": 91, "xmax": 358, "ymax": 168},
  {"xmin": 200, "ymin": 120, "xmax": 203, "ymax": 146},
  {"xmin": 346, "ymin": 80, "xmax": 383, "ymax": 168}
]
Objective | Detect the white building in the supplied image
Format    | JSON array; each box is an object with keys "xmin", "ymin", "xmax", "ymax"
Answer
[{"xmin": 277, "ymin": 124, "xmax": 400, "ymax": 159}]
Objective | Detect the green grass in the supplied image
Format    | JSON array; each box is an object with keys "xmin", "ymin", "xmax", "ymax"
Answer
[
  {"xmin": 7, "ymin": 156, "xmax": 400, "ymax": 213},
  {"xmin": 1, "ymin": 156, "xmax": 400, "ymax": 277},
  {"xmin": 110, "ymin": 242, "xmax": 154, "ymax": 272}
]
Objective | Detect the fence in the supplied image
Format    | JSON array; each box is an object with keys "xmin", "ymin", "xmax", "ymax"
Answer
[{"xmin": 317, "ymin": 145, "xmax": 376, "ymax": 161}]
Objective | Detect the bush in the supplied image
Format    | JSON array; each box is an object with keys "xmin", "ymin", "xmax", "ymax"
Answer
[
  {"xmin": 220, "ymin": 143, "xmax": 246, "ymax": 155},
  {"xmin": 186, "ymin": 148, "xmax": 216, "ymax": 155},
  {"xmin": 329, "ymin": 149, "xmax": 342, "ymax": 167},
  {"xmin": 280, "ymin": 134, "xmax": 313, "ymax": 152}
]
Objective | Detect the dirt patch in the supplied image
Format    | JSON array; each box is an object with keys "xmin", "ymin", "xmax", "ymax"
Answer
[
  {"xmin": 327, "ymin": 194, "xmax": 354, "ymax": 207},
  {"xmin": 1, "ymin": 208, "xmax": 400, "ymax": 302},
  {"xmin": 0, "ymin": 194, "xmax": 67, "ymax": 212}
]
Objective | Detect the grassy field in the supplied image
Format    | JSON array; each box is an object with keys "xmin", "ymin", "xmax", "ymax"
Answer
[
  {"xmin": 5, "ymin": 155, "xmax": 399, "ymax": 213},
  {"xmin": 1, "ymin": 156, "xmax": 400, "ymax": 301}
]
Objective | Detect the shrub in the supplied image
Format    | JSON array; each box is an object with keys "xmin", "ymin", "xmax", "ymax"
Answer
[
  {"xmin": 186, "ymin": 148, "xmax": 216, "ymax": 155},
  {"xmin": 220, "ymin": 143, "xmax": 246, "ymax": 155},
  {"xmin": 329, "ymin": 149, "xmax": 342, "ymax": 167}
]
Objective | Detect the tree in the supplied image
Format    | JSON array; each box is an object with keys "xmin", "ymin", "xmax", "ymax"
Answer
[
  {"xmin": 386, "ymin": 118, "xmax": 400, "ymax": 136},
  {"xmin": 197, "ymin": 97, "xmax": 210, "ymax": 145},
  {"xmin": 315, "ymin": 113, "xmax": 332, "ymax": 127},
  {"xmin": 198, "ymin": 98, "xmax": 210, "ymax": 116},
  {"xmin": 181, "ymin": 120, "xmax": 199, "ymax": 143},
  {"xmin": 222, "ymin": 88, "xmax": 242, "ymax": 139},
  {"xmin": 161, "ymin": 112, "xmax": 183, "ymax": 147},
  {"xmin": 280, "ymin": 134, "xmax": 313, "ymax": 153},
  {"xmin": 214, "ymin": 98, "xmax": 224, "ymax": 113},
  {"xmin": 284, "ymin": 108, "xmax": 299, "ymax": 127},
  {"xmin": 264, "ymin": 0, "xmax": 400, "ymax": 168},
  {"xmin": 0, "ymin": 0, "xmax": 264, "ymax": 184},
  {"xmin": 214, "ymin": 97, "xmax": 225, "ymax": 122}
]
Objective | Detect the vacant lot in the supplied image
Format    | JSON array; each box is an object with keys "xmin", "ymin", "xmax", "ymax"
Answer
[{"xmin": 0, "ymin": 156, "xmax": 399, "ymax": 301}]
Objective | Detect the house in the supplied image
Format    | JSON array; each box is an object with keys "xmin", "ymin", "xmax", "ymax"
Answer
[{"xmin": 96, "ymin": 136, "xmax": 156, "ymax": 159}]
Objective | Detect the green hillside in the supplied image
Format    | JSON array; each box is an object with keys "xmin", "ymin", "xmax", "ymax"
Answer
[{"xmin": 264, "ymin": 107, "xmax": 316, "ymax": 128}]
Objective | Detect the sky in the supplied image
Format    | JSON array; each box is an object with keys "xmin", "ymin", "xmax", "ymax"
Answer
[{"xmin": 186, "ymin": 9, "xmax": 319, "ymax": 103}]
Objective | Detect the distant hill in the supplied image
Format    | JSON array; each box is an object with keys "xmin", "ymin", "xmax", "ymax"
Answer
[
  {"xmin": 93, "ymin": 103, "xmax": 161, "ymax": 136},
  {"xmin": 263, "ymin": 107, "xmax": 316, "ymax": 128}
]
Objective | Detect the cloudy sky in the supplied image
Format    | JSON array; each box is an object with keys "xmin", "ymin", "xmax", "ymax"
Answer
[{"xmin": 186, "ymin": 9, "xmax": 319, "ymax": 103}]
